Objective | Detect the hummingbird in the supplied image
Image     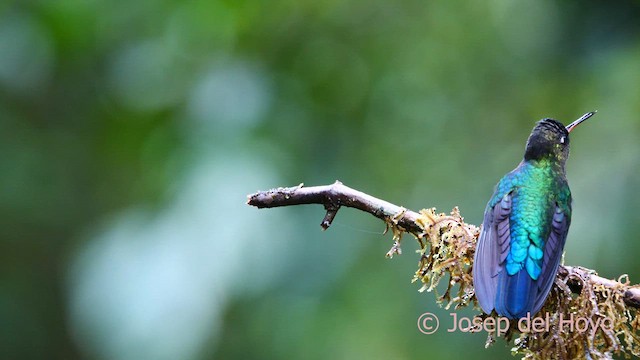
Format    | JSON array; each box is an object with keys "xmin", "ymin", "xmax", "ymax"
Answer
[{"xmin": 473, "ymin": 111, "xmax": 596, "ymax": 319}]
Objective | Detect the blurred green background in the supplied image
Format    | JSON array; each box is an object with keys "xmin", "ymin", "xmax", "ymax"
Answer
[{"xmin": 2, "ymin": 0, "xmax": 640, "ymax": 359}]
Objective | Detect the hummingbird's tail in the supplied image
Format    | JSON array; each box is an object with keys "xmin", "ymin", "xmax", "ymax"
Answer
[{"xmin": 494, "ymin": 268, "xmax": 538, "ymax": 319}]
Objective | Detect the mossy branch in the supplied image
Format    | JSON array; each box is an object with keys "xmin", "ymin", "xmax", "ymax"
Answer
[{"xmin": 247, "ymin": 181, "xmax": 640, "ymax": 359}]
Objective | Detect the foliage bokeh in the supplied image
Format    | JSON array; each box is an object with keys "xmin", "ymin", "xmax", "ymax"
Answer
[{"xmin": 2, "ymin": 1, "xmax": 640, "ymax": 359}]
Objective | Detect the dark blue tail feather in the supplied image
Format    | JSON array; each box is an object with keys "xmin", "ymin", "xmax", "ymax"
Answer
[{"xmin": 495, "ymin": 269, "xmax": 537, "ymax": 318}]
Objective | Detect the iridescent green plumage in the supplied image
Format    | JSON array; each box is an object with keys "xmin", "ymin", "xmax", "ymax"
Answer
[{"xmin": 489, "ymin": 159, "xmax": 571, "ymax": 280}]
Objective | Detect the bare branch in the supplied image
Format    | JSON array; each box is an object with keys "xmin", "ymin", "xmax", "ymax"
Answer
[{"xmin": 247, "ymin": 180, "xmax": 423, "ymax": 234}]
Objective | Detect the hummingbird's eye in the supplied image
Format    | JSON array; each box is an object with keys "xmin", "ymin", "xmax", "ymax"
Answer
[{"xmin": 560, "ymin": 136, "xmax": 566, "ymax": 144}]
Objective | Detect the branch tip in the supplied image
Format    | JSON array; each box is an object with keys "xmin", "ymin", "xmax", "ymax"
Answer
[{"xmin": 321, "ymin": 207, "xmax": 339, "ymax": 230}]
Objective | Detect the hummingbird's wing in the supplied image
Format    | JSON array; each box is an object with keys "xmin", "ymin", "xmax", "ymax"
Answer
[
  {"xmin": 530, "ymin": 204, "xmax": 570, "ymax": 315},
  {"xmin": 474, "ymin": 192, "xmax": 571, "ymax": 318},
  {"xmin": 473, "ymin": 191, "xmax": 512, "ymax": 314}
]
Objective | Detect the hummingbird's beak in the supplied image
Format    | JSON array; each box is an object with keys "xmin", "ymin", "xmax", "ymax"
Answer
[{"xmin": 566, "ymin": 111, "xmax": 597, "ymax": 133}]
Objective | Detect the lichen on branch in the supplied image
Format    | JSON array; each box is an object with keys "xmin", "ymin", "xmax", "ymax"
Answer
[{"xmin": 411, "ymin": 208, "xmax": 478, "ymax": 310}]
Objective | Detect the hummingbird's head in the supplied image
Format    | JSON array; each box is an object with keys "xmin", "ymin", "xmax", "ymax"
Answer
[
  {"xmin": 524, "ymin": 119, "xmax": 570, "ymax": 163},
  {"xmin": 523, "ymin": 112, "xmax": 595, "ymax": 165}
]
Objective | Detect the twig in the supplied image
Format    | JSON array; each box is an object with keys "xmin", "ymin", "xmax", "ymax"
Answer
[{"xmin": 247, "ymin": 180, "xmax": 423, "ymax": 234}]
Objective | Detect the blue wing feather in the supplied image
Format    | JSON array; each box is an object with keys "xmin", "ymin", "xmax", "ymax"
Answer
[
  {"xmin": 531, "ymin": 205, "xmax": 570, "ymax": 314},
  {"xmin": 473, "ymin": 192, "xmax": 512, "ymax": 314}
]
